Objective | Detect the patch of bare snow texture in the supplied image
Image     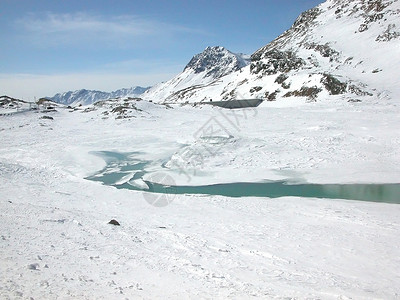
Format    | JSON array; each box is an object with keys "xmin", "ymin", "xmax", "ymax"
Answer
[{"xmin": 1, "ymin": 95, "xmax": 400, "ymax": 299}]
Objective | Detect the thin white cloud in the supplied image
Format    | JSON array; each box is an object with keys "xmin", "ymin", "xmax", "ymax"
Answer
[
  {"xmin": 15, "ymin": 12, "xmax": 206, "ymax": 48},
  {"xmin": 103, "ymin": 58, "xmax": 185, "ymax": 73},
  {"xmin": 3, "ymin": 12, "xmax": 205, "ymax": 99}
]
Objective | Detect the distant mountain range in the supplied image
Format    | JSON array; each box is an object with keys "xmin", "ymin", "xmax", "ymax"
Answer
[{"xmin": 49, "ymin": 86, "xmax": 150, "ymax": 106}]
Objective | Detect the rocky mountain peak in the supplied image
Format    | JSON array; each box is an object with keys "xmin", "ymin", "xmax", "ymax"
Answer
[{"xmin": 184, "ymin": 46, "xmax": 250, "ymax": 79}]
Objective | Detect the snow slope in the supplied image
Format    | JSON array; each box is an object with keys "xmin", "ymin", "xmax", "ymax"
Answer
[
  {"xmin": 1, "ymin": 96, "xmax": 400, "ymax": 298},
  {"xmin": 144, "ymin": 0, "xmax": 400, "ymax": 103}
]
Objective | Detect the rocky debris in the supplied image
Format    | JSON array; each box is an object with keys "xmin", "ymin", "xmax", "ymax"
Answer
[
  {"xmin": 165, "ymin": 85, "xmax": 206, "ymax": 103},
  {"xmin": 110, "ymin": 104, "xmax": 142, "ymax": 118},
  {"xmin": 321, "ymin": 74, "xmax": 347, "ymax": 95},
  {"xmin": 347, "ymin": 84, "xmax": 373, "ymax": 96},
  {"xmin": 376, "ymin": 23, "xmax": 400, "ymax": 41},
  {"xmin": 275, "ymin": 74, "xmax": 288, "ymax": 84},
  {"xmin": 264, "ymin": 90, "xmax": 280, "ymax": 101},
  {"xmin": 284, "ymin": 86, "xmax": 322, "ymax": 101},
  {"xmin": 332, "ymin": 0, "xmax": 398, "ymax": 43},
  {"xmin": 250, "ymin": 49, "xmax": 305, "ymax": 76},
  {"xmin": 358, "ymin": 12, "xmax": 385, "ymax": 32},
  {"xmin": 92, "ymin": 97, "xmax": 145, "ymax": 119},
  {"xmin": 275, "ymin": 74, "xmax": 291, "ymax": 89},
  {"xmin": 221, "ymin": 89, "xmax": 238, "ymax": 101},
  {"xmin": 292, "ymin": 7, "xmax": 322, "ymax": 31},
  {"xmin": 332, "ymin": 0, "xmax": 391, "ymax": 18},
  {"xmin": 249, "ymin": 86, "xmax": 262, "ymax": 93},
  {"xmin": 304, "ymin": 43, "xmax": 340, "ymax": 62},
  {"xmin": 364, "ymin": 0, "xmax": 391, "ymax": 12},
  {"xmin": 40, "ymin": 116, "xmax": 54, "ymax": 120},
  {"xmin": 83, "ymin": 107, "xmax": 96, "ymax": 113}
]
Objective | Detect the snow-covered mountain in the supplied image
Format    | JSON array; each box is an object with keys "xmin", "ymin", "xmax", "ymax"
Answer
[
  {"xmin": 49, "ymin": 86, "xmax": 150, "ymax": 106},
  {"xmin": 144, "ymin": 0, "xmax": 400, "ymax": 104},
  {"xmin": 142, "ymin": 46, "xmax": 250, "ymax": 103}
]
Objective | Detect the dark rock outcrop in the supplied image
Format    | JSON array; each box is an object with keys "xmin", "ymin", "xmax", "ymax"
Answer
[{"xmin": 108, "ymin": 219, "xmax": 120, "ymax": 226}]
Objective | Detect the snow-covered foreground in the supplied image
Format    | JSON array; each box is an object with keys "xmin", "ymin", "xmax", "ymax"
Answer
[{"xmin": 1, "ymin": 98, "xmax": 400, "ymax": 299}]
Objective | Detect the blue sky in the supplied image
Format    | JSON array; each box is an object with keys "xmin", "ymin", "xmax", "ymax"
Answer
[{"xmin": 0, "ymin": 0, "xmax": 323, "ymax": 100}]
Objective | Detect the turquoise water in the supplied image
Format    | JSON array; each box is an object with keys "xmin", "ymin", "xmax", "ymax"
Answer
[
  {"xmin": 86, "ymin": 151, "xmax": 400, "ymax": 204},
  {"xmin": 138, "ymin": 181, "xmax": 400, "ymax": 203}
]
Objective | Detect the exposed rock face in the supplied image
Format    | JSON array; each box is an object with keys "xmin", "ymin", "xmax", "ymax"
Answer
[
  {"xmin": 250, "ymin": 50, "xmax": 305, "ymax": 76},
  {"xmin": 321, "ymin": 74, "xmax": 348, "ymax": 95}
]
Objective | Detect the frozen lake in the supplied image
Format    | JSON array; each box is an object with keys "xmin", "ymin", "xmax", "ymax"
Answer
[{"xmin": 87, "ymin": 151, "xmax": 400, "ymax": 204}]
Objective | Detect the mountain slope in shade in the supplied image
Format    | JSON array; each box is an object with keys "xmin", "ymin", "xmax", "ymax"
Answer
[
  {"xmin": 145, "ymin": 0, "xmax": 400, "ymax": 104},
  {"xmin": 49, "ymin": 86, "xmax": 150, "ymax": 106},
  {"xmin": 142, "ymin": 46, "xmax": 250, "ymax": 103}
]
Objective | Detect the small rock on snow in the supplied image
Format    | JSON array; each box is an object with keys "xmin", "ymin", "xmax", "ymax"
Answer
[{"xmin": 108, "ymin": 219, "xmax": 120, "ymax": 226}]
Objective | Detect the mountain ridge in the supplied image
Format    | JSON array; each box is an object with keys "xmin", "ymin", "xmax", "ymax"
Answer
[
  {"xmin": 144, "ymin": 0, "xmax": 400, "ymax": 104},
  {"xmin": 49, "ymin": 86, "xmax": 150, "ymax": 106}
]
